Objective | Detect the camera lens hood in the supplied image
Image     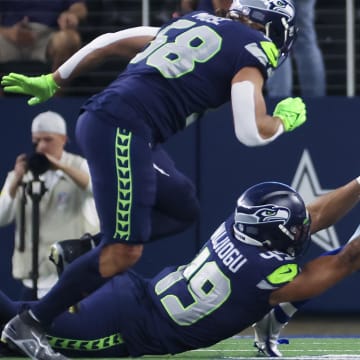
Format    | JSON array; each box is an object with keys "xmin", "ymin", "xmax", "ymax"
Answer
[{"xmin": 27, "ymin": 153, "xmax": 51, "ymax": 176}]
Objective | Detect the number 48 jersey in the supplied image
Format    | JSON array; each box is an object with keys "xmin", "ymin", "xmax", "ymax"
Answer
[
  {"xmin": 85, "ymin": 12, "xmax": 278, "ymax": 142},
  {"xmin": 147, "ymin": 215, "xmax": 300, "ymax": 354}
]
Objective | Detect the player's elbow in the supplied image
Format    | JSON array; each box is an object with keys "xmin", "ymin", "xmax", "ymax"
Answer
[
  {"xmin": 234, "ymin": 125, "xmax": 266, "ymax": 146},
  {"xmin": 339, "ymin": 236, "xmax": 360, "ymax": 273},
  {"xmin": 234, "ymin": 115, "xmax": 278, "ymax": 146}
]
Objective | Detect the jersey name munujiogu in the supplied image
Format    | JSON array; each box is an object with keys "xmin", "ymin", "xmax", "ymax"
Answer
[
  {"xmin": 141, "ymin": 215, "xmax": 299, "ymax": 355},
  {"xmin": 82, "ymin": 12, "xmax": 277, "ymax": 143}
]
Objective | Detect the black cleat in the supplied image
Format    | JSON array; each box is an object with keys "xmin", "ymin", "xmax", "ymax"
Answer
[
  {"xmin": 49, "ymin": 233, "xmax": 98, "ymax": 277},
  {"xmin": 1, "ymin": 311, "xmax": 68, "ymax": 360},
  {"xmin": 48, "ymin": 233, "xmax": 99, "ymax": 313}
]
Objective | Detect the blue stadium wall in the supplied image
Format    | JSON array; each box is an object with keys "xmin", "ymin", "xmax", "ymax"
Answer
[{"xmin": 0, "ymin": 96, "xmax": 359, "ymax": 314}]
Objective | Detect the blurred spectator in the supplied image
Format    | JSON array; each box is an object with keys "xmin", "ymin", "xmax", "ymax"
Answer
[
  {"xmin": 179, "ymin": 0, "xmax": 198, "ymax": 14},
  {"xmin": 100, "ymin": 0, "xmax": 141, "ymax": 28},
  {"xmin": 0, "ymin": 0, "xmax": 87, "ymax": 71},
  {"xmin": 267, "ymin": 0, "xmax": 326, "ymax": 97},
  {"xmin": 0, "ymin": 111, "xmax": 99, "ymax": 300},
  {"xmin": 84, "ymin": 0, "xmax": 142, "ymax": 38},
  {"xmin": 176, "ymin": 0, "xmax": 231, "ymax": 15},
  {"xmin": 154, "ymin": 0, "xmax": 178, "ymax": 25},
  {"xmin": 198, "ymin": 0, "xmax": 231, "ymax": 13}
]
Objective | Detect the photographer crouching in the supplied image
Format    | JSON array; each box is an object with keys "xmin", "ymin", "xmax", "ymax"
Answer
[{"xmin": 0, "ymin": 111, "xmax": 99, "ymax": 300}]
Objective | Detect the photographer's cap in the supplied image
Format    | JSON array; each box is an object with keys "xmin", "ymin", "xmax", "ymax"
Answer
[{"xmin": 31, "ymin": 111, "xmax": 67, "ymax": 135}]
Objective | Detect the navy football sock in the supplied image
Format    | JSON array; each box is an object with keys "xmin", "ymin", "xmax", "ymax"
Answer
[{"xmin": 30, "ymin": 245, "xmax": 107, "ymax": 325}]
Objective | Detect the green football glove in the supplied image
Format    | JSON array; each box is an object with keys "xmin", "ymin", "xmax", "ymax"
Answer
[
  {"xmin": 1, "ymin": 73, "xmax": 60, "ymax": 106},
  {"xmin": 273, "ymin": 97, "xmax": 307, "ymax": 132}
]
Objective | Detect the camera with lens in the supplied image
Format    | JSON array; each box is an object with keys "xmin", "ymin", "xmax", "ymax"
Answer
[{"xmin": 27, "ymin": 153, "xmax": 51, "ymax": 177}]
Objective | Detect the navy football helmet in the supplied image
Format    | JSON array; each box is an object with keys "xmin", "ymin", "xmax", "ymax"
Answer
[
  {"xmin": 229, "ymin": 0, "xmax": 296, "ymax": 65},
  {"xmin": 234, "ymin": 182, "xmax": 311, "ymax": 257}
]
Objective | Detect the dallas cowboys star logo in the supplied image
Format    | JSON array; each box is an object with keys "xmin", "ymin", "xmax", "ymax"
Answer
[{"xmin": 291, "ymin": 149, "xmax": 340, "ymax": 251}]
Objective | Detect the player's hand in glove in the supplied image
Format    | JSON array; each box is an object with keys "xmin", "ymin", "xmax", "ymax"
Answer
[
  {"xmin": 1, "ymin": 73, "xmax": 60, "ymax": 106},
  {"xmin": 273, "ymin": 97, "xmax": 306, "ymax": 132}
]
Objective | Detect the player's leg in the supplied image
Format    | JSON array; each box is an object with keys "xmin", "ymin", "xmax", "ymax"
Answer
[
  {"xmin": 0, "ymin": 292, "xmax": 31, "ymax": 356},
  {"xmin": 151, "ymin": 144, "xmax": 199, "ymax": 240},
  {"xmin": 0, "ymin": 273, "xmax": 145, "ymax": 358},
  {"xmin": 46, "ymin": 274, "xmax": 141, "ymax": 358},
  {"xmin": 2, "ymin": 111, "xmax": 155, "ymax": 359},
  {"xmin": 253, "ymin": 301, "xmax": 302, "ymax": 357},
  {"xmin": 50, "ymin": 145, "xmax": 200, "ymax": 274},
  {"xmin": 26, "ymin": 111, "xmax": 148, "ymax": 317},
  {"xmin": 0, "ymin": 291, "xmax": 24, "ymax": 326}
]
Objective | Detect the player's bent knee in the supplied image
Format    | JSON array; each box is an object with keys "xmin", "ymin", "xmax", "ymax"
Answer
[
  {"xmin": 183, "ymin": 195, "xmax": 200, "ymax": 221},
  {"xmin": 173, "ymin": 180, "xmax": 200, "ymax": 221}
]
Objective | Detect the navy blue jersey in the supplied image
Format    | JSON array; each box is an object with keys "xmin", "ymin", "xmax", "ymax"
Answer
[
  {"xmin": 145, "ymin": 215, "xmax": 299, "ymax": 355},
  {"xmin": 42, "ymin": 214, "xmax": 299, "ymax": 358},
  {"xmin": 82, "ymin": 12, "xmax": 276, "ymax": 143}
]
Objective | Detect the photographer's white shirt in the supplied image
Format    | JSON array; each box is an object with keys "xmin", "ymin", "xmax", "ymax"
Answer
[{"xmin": 0, "ymin": 151, "xmax": 99, "ymax": 297}]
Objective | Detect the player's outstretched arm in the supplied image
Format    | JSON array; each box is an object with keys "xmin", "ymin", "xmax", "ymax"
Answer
[
  {"xmin": 1, "ymin": 73, "xmax": 60, "ymax": 106},
  {"xmin": 1, "ymin": 26, "xmax": 158, "ymax": 105},
  {"xmin": 269, "ymin": 235, "xmax": 360, "ymax": 306},
  {"xmin": 307, "ymin": 177, "xmax": 360, "ymax": 234},
  {"xmin": 230, "ymin": 67, "xmax": 306, "ymax": 147}
]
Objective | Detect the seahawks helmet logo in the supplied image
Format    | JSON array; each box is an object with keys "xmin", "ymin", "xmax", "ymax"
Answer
[
  {"xmin": 230, "ymin": 0, "xmax": 295, "ymax": 22},
  {"xmin": 235, "ymin": 205, "xmax": 290, "ymax": 224},
  {"xmin": 267, "ymin": 0, "xmax": 295, "ymax": 20}
]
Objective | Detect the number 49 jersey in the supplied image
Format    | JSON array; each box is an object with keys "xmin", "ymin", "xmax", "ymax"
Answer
[
  {"xmin": 86, "ymin": 12, "xmax": 278, "ymax": 142},
  {"xmin": 147, "ymin": 215, "xmax": 300, "ymax": 354}
]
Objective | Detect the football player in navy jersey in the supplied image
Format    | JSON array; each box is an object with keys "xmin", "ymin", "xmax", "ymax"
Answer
[
  {"xmin": 253, "ymin": 204, "xmax": 360, "ymax": 357},
  {"xmin": 0, "ymin": 1, "xmax": 311, "ymax": 358},
  {"xmin": 0, "ymin": 180, "xmax": 359, "ymax": 358}
]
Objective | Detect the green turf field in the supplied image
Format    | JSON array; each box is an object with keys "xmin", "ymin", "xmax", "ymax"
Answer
[
  {"xmin": 4, "ymin": 336, "xmax": 360, "ymax": 359},
  {"xmin": 144, "ymin": 336, "xmax": 360, "ymax": 359}
]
